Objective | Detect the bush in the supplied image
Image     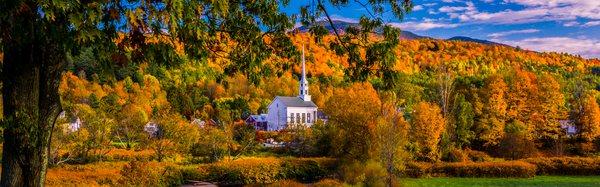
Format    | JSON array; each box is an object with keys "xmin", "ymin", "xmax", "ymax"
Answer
[
  {"xmin": 279, "ymin": 159, "xmax": 328, "ymax": 182},
  {"xmin": 405, "ymin": 161, "xmax": 536, "ymax": 178},
  {"xmin": 341, "ymin": 160, "xmax": 387, "ymax": 186},
  {"xmin": 265, "ymin": 180, "xmax": 305, "ymax": 187},
  {"xmin": 120, "ymin": 160, "xmax": 160, "ymax": 186},
  {"xmin": 188, "ymin": 157, "xmax": 337, "ymax": 185},
  {"xmin": 405, "ymin": 162, "xmax": 434, "ymax": 178},
  {"xmin": 313, "ymin": 179, "xmax": 344, "ymax": 187},
  {"xmin": 464, "ymin": 149, "xmax": 491, "ymax": 162},
  {"xmin": 445, "ymin": 149, "xmax": 468, "ymax": 162},
  {"xmin": 435, "ymin": 161, "xmax": 536, "ymax": 178},
  {"xmin": 523, "ymin": 157, "xmax": 600, "ymax": 175}
]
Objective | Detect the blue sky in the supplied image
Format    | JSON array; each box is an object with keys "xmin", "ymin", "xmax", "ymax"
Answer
[{"xmin": 281, "ymin": 0, "xmax": 600, "ymax": 59}]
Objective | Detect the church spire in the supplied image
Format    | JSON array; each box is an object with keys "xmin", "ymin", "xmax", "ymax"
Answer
[{"xmin": 299, "ymin": 44, "xmax": 311, "ymax": 101}]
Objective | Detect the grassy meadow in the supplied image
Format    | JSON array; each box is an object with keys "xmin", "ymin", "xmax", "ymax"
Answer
[{"xmin": 401, "ymin": 176, "xmax": 600, "ymax": 187}]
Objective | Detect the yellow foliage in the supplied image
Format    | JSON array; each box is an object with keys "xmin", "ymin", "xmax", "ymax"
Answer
[{"xmin": 412, "ymin": 102, "xmax": 445, "ymax": 161}]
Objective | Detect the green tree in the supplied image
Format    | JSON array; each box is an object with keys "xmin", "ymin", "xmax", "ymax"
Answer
[
  {"xmin": 372, "ymin": 105, "xmax": 409, "ymax": 186},
  {"xmin": 452, "ymin": 94, "xmax": 475, "ymax": 148}
]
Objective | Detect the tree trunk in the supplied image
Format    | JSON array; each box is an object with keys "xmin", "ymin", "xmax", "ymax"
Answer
[{"xmin": 1, "ymin": 2, "xmax": 66, "ymax": 186}]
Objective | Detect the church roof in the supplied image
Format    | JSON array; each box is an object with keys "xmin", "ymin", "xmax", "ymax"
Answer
[{"xmin": 275, "ymin": 96, "xmax": 317, "ymax": 107}]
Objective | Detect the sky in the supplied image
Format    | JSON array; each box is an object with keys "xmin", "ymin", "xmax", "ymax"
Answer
[{"xmin": 281, "ymin": 0, "xmax": 600, "ymax": 59}]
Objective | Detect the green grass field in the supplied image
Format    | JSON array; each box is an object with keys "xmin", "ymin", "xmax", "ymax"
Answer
[{"xmin": 401, "ymin": 176, "xmax": 600, "ymax": 187}]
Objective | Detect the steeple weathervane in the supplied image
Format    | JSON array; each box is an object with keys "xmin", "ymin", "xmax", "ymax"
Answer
[{"xmin": 299, "ymin": 44, "xmax": 311, "ymax": 101}]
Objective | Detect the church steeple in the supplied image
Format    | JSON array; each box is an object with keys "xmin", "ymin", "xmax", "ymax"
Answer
[{"xmin": 299, "ymin": 44, "xmax": 311, "ymax": 101}]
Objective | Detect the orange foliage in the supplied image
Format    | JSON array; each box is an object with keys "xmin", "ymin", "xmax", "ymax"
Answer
[
  {"xmin": 578, "ymin": 94, "xmax": 600, "ymax": 141},
  {"xmin": 46, "ymin": 162, "xmax": 125, "ymax": 186},
  {"xmin": 411, "ymin": 102, "xmax": 445, "ymax": 161}
]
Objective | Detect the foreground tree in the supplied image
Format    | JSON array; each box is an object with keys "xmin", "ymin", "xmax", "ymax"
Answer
[
  {"xmin": 372, "ymin": 99, "xmax": 409, "ymax": 186},
  {"xmin": 0, "ymin": 0, "xmax": 412, "ymax": 185},
  {"xmin": 324, "ymin": 83, "xmax": 381, "ymax": 161}
]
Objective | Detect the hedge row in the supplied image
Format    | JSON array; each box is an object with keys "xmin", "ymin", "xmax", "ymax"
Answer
[
  {"xmin": 182, "ymin": 157, "xmax": 338, "ymax": 185},
  {"xmin": 437, "ymin": 161, "xmax": 536, "ymax": 178},
  {"xmin": 406, "ymin": 161, "xmax": 536, "ymax": 178},
  {"xmin": 522, "ymin": 157, "xmax": 600, "ymax": 175}
]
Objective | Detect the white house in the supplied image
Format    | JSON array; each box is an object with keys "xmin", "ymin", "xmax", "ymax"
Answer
[{"xmin": 265, "ymin": 45, "xmax": 318, "ymax": 131}]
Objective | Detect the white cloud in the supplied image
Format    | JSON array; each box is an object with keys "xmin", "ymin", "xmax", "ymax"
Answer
[
  {"xmin": 439, "ymin": 1, "xmax": 476, "ymax": 13},
  {"xmin": 563, "ymin": 21, "xmax": 579, "ymax": 27},
  {"xmin": 487, "ymin": 29, "xmax": 540, "ymax": 38},
  {"xmin": 390, "ymin": 21, "xmax": 460, "ymax": 31},
  {"xmin": 442, "ymin": 0, "xmax": 463, "ymax": 3},
  {"xmin": 423, "ymin": 3, "xmax": 438, "ymax": 7},
  {"xmin": 428, "ymin": 8, "xmax": 439, "ymax": 14},
  {"xmin": 496, "ymin": 37, "xmax": 600, "ymax": 58},
  {"xmin": 413, "ymin": 5, "xmax": 424, "ymax": 11},
  {"xmin": 481, "ymin": 0, "xmax": 494, "ymax": 3},
  {"xmin": 583, "ymin": 20, "xmax": 600, "ymax": 27},
  {"xmin": 439, "ymin": 0, "xmax": 600, "ymax": 25}
]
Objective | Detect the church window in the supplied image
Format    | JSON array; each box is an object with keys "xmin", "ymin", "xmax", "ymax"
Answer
[
  {"xmin": 296, "ymin": 113, "xmax": 301, "ymax": 123},
  {"xmin": 290, "ymin": 113, "xmax": 294, "ymax": 123},
  {"xmin": 307, "ymin": 113, "xmax": 311, "ymax": 123},
  {"xmin": 300, "ymin": 90, "xmax": 303, "ymax": 95},
  {"xmin": 302, "ymin": 113, "xmax": 306, "ymax": 123}
]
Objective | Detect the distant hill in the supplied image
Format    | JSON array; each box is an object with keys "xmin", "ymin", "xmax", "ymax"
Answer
[
  {"xmin": 294, "ymin": 20, "xmax": 428, "ymax": 40},
  {"xmin": 447, "ymin": 36, "xmax": 507, "ymax": 46},
  {"xmin": 295, "ymin": 20, "xmax": 511, "ymax": 46}
]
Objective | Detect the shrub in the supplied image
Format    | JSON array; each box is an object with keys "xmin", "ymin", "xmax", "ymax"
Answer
[
  {"xmin": 203, "ymin": 158, "xmax": 281, "ymax": 185},
  {"xmin": 120, "ymin": 160, "xmax": 160, "ymax": 186},
  {"xmin": 161, "ymin": 166, "xmax": 185, "ymax": 186},
  {"xmin": 445, "ymin": 149, "xmax": 468, "ymax": 162},
  {"xmin": 279, "ymin": 159, "xmax": 327, "ymax": 182},
  {"xmin": 464, "ymin": 149, "xmax": 491, "ymax": 162},
  {"xmin": 341, "ymin": 160, "xmax": 387, "ymax": 186},
  {"xmin": 522, "ymin": 157, "xmax": 600, "ymax": 175},
  {"xmin": 266, "ymin": 180, "xmax": 305, "ymax": 187},
  {"xmin": 189, "ymin": 157, "xmax": 337, "ymax": 185},
  {"xmin": 404, "ymin": 162, "xmax": 434, "ymax": 178},
  {"xmin": 405, "ymin": 161, "xmax": 536, "ymax": 178},
  {"xmin": 497, "ymin": 125, "xmax": 537, "ymax": 160},
  {"xmin": 46, "ymin": 162, "xmax": 123, "ymax": 186},
  {"xmin": 104, "ymin": 149, "xmax": 154, "ymax": 161},
  {"xmin": 435, "ymin": 161, "xmax": 536, "ymax": 178},
  {"xmin": 313, "ymin": 179, "xmax": 344, "ymax": 187}
]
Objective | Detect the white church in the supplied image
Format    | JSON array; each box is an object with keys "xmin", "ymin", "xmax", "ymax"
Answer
[{"xmin": 264, "ymin": 46, "xmax": 318, "ymax": 131}]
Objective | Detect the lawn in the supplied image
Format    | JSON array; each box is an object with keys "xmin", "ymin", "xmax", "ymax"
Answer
[{"xmin": 401, "ymin": 176, "xmax": 600, "ymax": 187}]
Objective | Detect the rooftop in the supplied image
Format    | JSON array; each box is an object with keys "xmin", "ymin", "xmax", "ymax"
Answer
[{"xmin": 276, "ymin": 96, "xmax": 317, "ymax": 107}]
